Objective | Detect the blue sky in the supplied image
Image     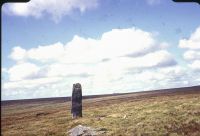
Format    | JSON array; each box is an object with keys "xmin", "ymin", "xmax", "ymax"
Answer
[{"xmin": 2, "ymin": 0, "xmax": 200, "ymax": 100}]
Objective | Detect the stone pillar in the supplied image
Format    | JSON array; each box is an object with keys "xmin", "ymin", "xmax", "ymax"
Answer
[{"xmin": 71, "ymin": 83, "xmax": 82, "ymax": 118}]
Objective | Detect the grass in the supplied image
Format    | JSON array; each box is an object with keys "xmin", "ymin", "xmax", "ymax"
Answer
[{"xmin": 1, "ymin": 90, "xmax": 200, "ymax": 136}]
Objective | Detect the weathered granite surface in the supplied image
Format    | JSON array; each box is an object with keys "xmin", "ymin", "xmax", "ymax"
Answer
[{"xmin": 68, "ymin": 125, "xmax": 107, "ymax": 136}]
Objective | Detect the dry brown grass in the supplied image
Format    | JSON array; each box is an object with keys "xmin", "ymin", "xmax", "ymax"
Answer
[{"xmin": 1, "ymin": 88, "xmax": 200, "ymax": 136}]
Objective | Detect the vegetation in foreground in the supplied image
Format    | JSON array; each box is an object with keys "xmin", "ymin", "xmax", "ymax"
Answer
[{"xmin": 1, "ymin": 90, "xmax": 200, "ymax": 136}]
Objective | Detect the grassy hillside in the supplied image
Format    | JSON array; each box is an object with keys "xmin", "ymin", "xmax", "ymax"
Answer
[{"xmin": 1, "ymin": 87, "xmax": 200, "ymax": 136}]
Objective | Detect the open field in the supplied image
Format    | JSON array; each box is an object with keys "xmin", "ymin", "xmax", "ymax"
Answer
[{"xmin": 1, "ymin": 86, "xmax": 200, "ymax": 136}]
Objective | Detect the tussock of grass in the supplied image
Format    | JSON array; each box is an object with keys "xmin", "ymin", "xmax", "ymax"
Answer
[{"xmin": 2, "ymin": 93, "xmax": 200, "ymax": 136}]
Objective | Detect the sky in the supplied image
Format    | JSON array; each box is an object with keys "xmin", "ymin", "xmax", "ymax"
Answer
[{"xmin": 1, "ymin": 0, "xmax": 200, "ymax": 100}]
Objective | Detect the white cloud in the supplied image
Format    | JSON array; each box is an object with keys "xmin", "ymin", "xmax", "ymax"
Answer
[
  {"xmin": 8, "ymin": 27, "xmax": 175, "ymax": 81},
  {"xmin": 2, "ymin": 68, "xmax": 8, "ymax": 73},
  {"xmin": 183, "ymin": 50, "xmax": 200, "ymax": 61},
  {"xmin": 8, "ymin": 62, "xmax": 40, "ymax": 81},
  {"xmin": 47, "ymin": 63, "xmax": 93, "ymax": 77},
  {"xmin": 60, "ymin": 28, "xmax": 156, "ymax": 63},
  {"xmin": 10, "ymin": 27, "xmax": 157, "ymax": 64},
  {"xmin": 3, "ymin": 77, "xmax": 62, "ymax": 90},
  {"xmin": 99, "ymin": 28, "xmax": 155, "ymax": 58},
  {"xmin": 27, "ymin": 42, "xmax": 65, "ymax": 62},
  {"xmin": 97, "ymin": 50, "xmax": 176, "ymax": 75},
  {"xmin": 3, "ymin": 0, "xmax": 99, "ymax": 22},
  {"xmin": 9, "ymin": 46, "xmax": 27, "ymax": 62},
  {"xmin": 127, "ymin": 50, "xmax": 176, "ymax": 68},
  {"xmin": 179, "ymin": 26, "xmax": 200, "ymax": 50},
  {"xmin": 3, "ymin": 27, "xmax": 190, "ymax": 100},
  {"xmin": 189, "ymin": 60, "xmax": 200, "ymax": 71},
  {"xmin": 179, "ymin": 27, "xmax": 200, "ymax": 72}
]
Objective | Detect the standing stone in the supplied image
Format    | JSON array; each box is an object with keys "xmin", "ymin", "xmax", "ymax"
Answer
[{"xmin": 71, "ymin": 83, "xmax": 82, "ymax": 118}]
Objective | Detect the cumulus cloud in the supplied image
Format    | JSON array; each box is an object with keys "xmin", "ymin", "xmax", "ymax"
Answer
[
  {"xmin": 8, "ymin": 62, "xmax": 40, "ymax": 81},
  {"xmin": 3, "ymin": 77, "xmax": 62, "ymax": 90},
  {"xmin": 179, "ymin": 26, "xmax": 200, "ymax": 50},
  {"xmin": 183, "ymin": 50, "xmax": 200, "ymax": 61},
  {"xmin": 3, "ymin": 27, "xmax": 189, "ymax": 100},
  {"xmin": 179, "ymin": 26, "xmax": 200, "ymax": 71},
  {"xmin": 189, "ymin": 60, "xmax": 200, "ymax": 71},
  {"xmin": 3, "ymin": 0, "xmax": 99, "ymax": 22},
  {"xmin": 9, "ymin": 46, "xmax": 27, "ymax": 62},
  {"xmin": 27, "ymin": 42, "xmax": 65, "ymax": 62},
  {"xmin": 10, "ymin": 28, "xmax": 157, "ymax": 64},
  {"xmin": 2, "ymin": 68, "xmax": 8, "ymax": 73},
  {"xmin": 128, "ymin": 50, "xmax": 176, "ymax": 68}
]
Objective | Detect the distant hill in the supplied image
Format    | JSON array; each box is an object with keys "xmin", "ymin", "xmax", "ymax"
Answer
[{"xmin": 2, "ymin": 85, "xmax": 200, "ymax": 106}]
